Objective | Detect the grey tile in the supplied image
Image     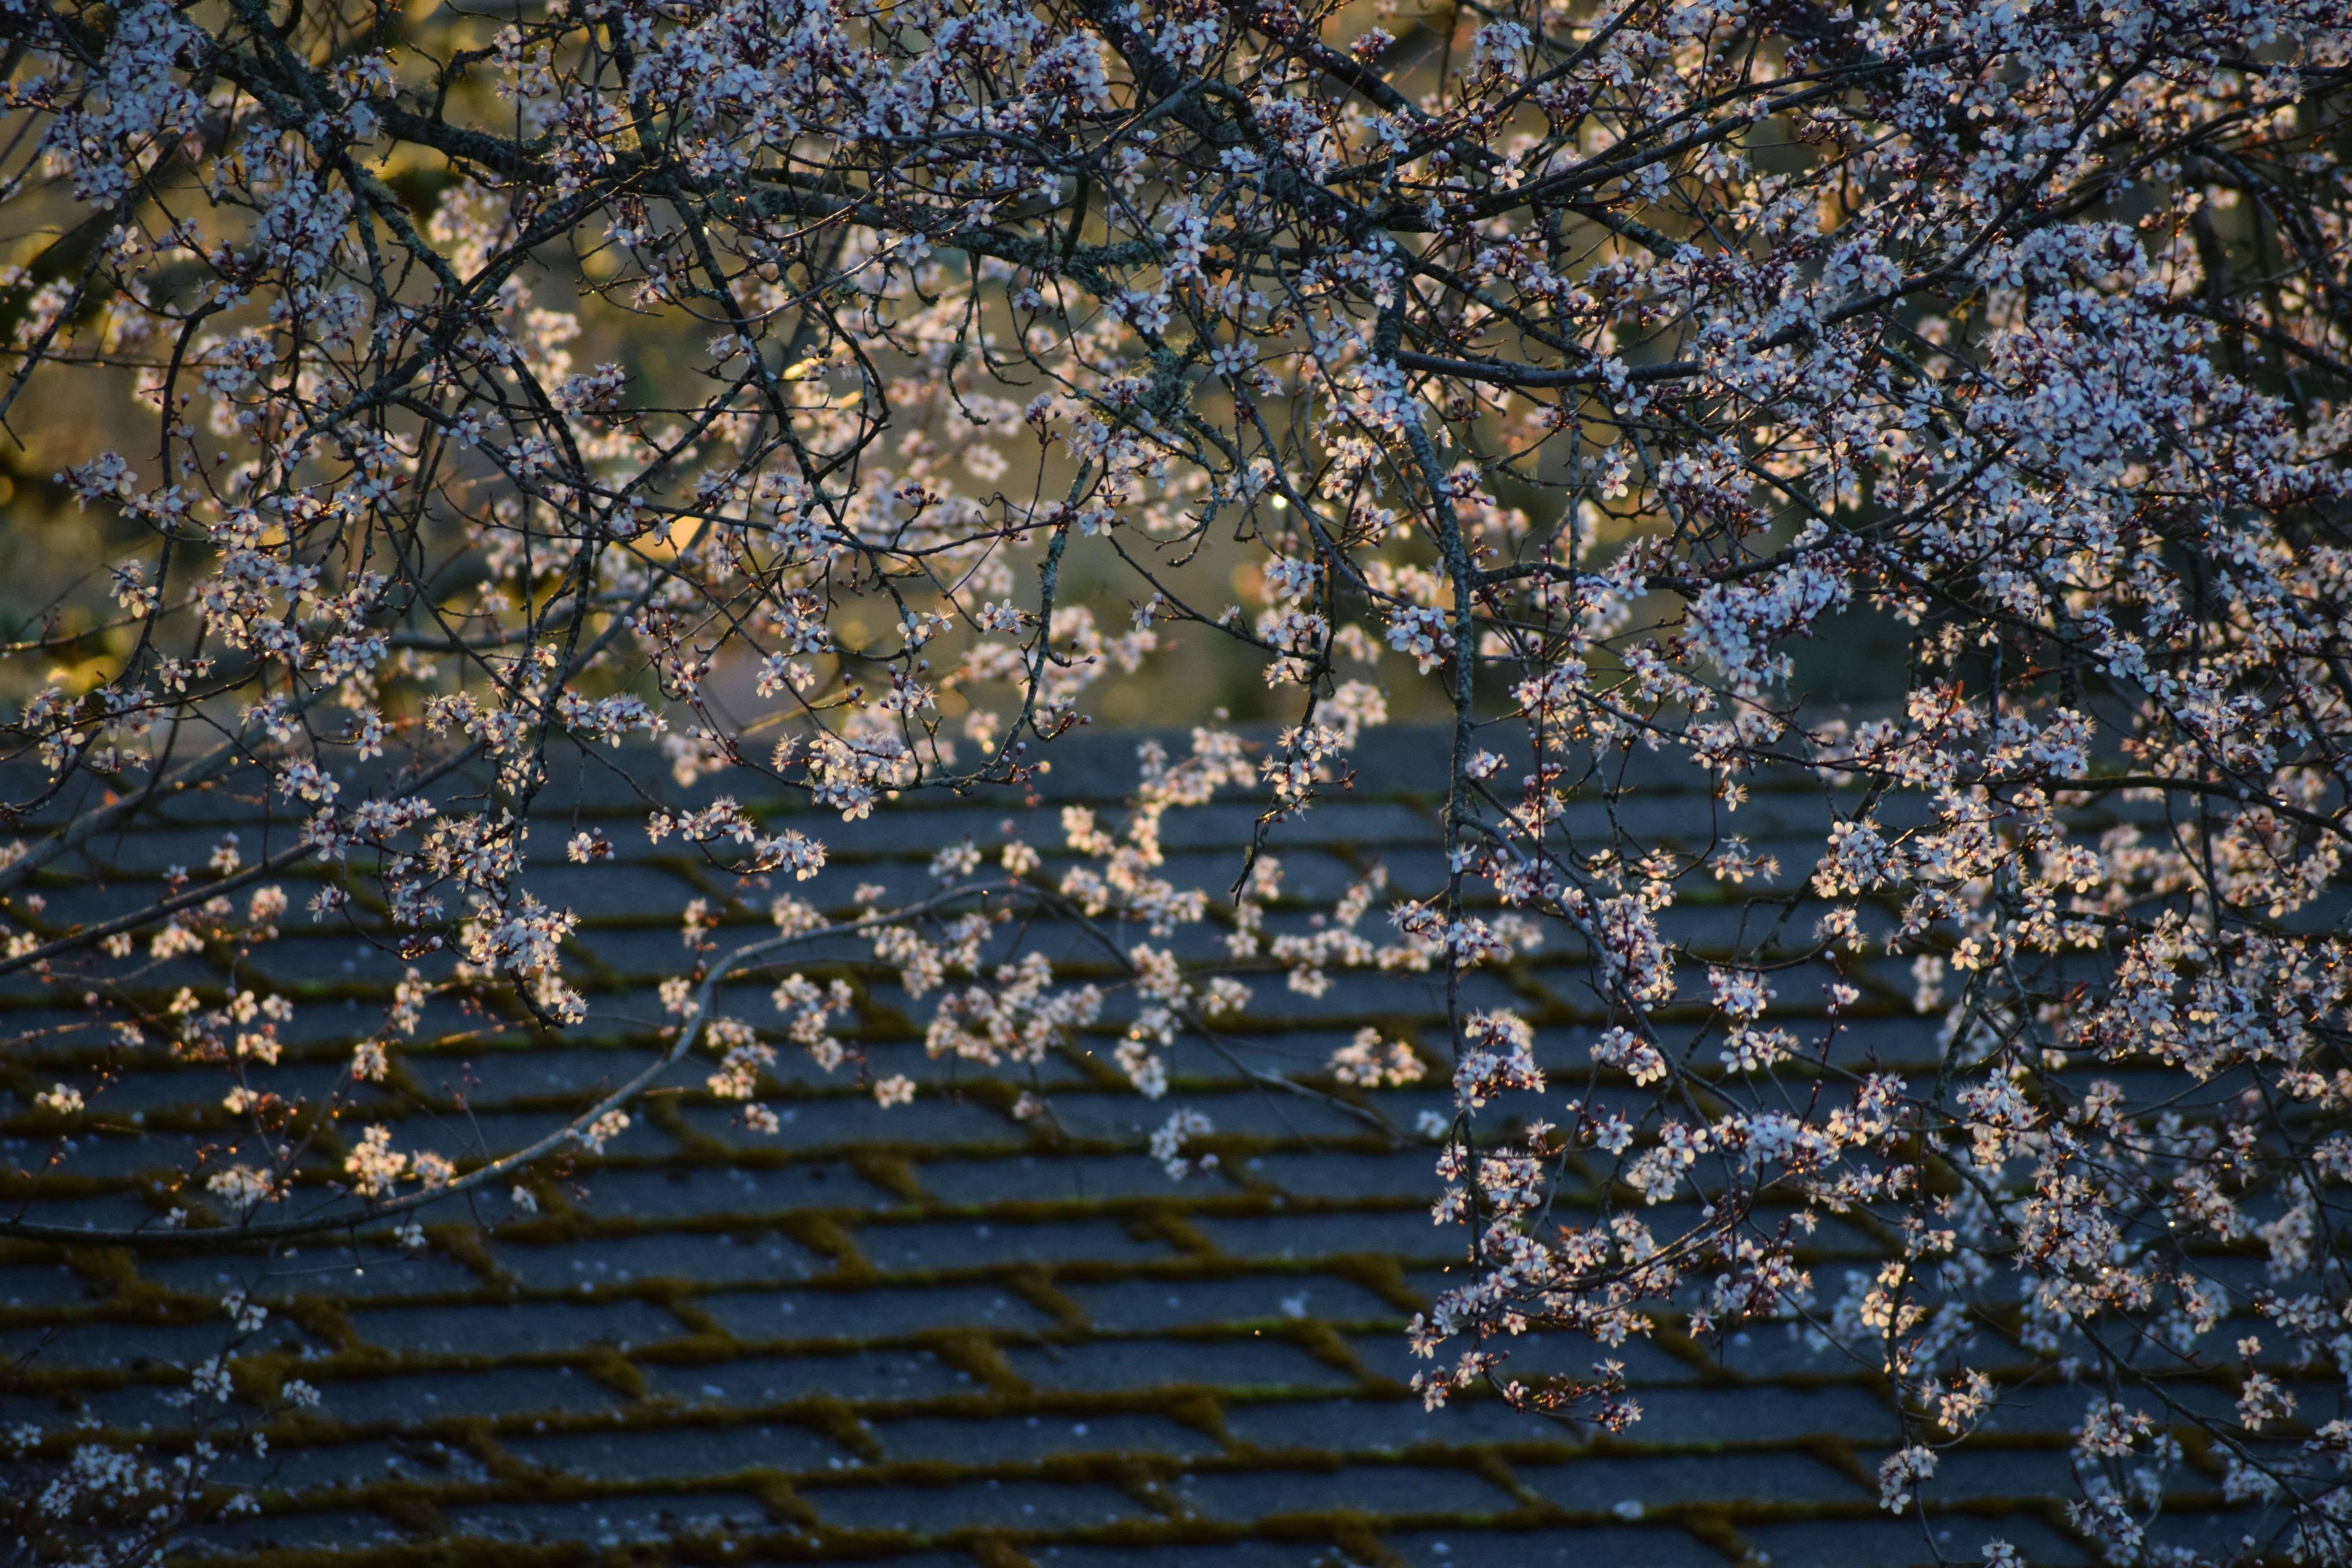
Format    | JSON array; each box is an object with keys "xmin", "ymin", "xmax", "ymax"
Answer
[
  {"xmin": 0, "ymin": 1256, "xmax": 90, "ymax": 1307},
  {"xmin": 1740, "ymin": 1516, "xmax": 2088, "ymax": 1568},
  {"xmin": 505, "ymin": 1420, "xmax": 837, "ymax": 1478},
  {"xmin": 1005, "ymin": 1339, "xmax": 1357, "ymax": 1393},
  {"xmin": 704, "ymin": 1284, "xmax": 1051, "ymax": 1340},
  {"xmin": 807, "ymin": 1478, "xmax": 1147, "ymax": 1531},
  {"xmin": 221, "ymin": 1437, "xmax": 492, "ymax": 1496},
  {"xmin": 313, "ymin": 1366, "xmax": 623, "ymax": 1424},
  {"xmin": 1343, "ymin": 1331, "xmax": 1696, "ymax": 1390},
  {"xmin": 874, "ymin": 1413, "xmax": 1218, "ymax": 1463},
  {"xmin": 245, "ymin": 936, "xmax": 429, "ymax": 991},
  {"xmin": 1698, "ymin": 1325, "xmax": 1846, "ymax": 1378},
  {"xmin": 499, "ymin": 1230, "xmax": 821, "ymax": 1289},
  {"xmin": 63, "ymin": 824, "xmax": 237, "ymax": 875},
  {"xmin": 1195, "ymin": 1210, "xmax": 1461, "ymax": 1262},
  {"xmin": 173, "ymin": 1509, "xmax": 405, "ymax": 1557},
  {"xmin": 1174, "ymin": 1463, "xmax": 1519, "ymax": 1519},
  {"xmin": 568, "ymin": 1160, "xmax": 893, "ymax": 1218},
  {"xmin": 566, "ymin": 926, "xmax": 752, "ymax": 978},
  {"xmin": 915, "ymin": 1154, "xmax": 1212, "ymax": 1203},
  {"xmin": 0, "ymin": 1192, "xmax": 166, "ymax": 1232},
  {"xmin": 1898, "ymin": 1445, "xmax": 2074, "ymax": 1501},
  {"xmin": 368, "ymin": 1111, "xmax": 579, "ymax": 1160},
  {"xmin": 349, "ymin": 1299, "xmax": 686, "ymax": 1356},
  {"xmin": 1033, "ymin": 1545, "xmax": 1332, "ymax": 1568},
  {"xmin": 1975, "ymin": 1381, "xmax": 2255, "ymax": 1436},
  {"xmin": 0, "ymin": 1318, "xmax": 310, "ymax": 1372},
  {"xmin": 1239, "ymin": 1151, "xmax": 1445, "ymax": 1200},
  {"xmin": 214, "ymin": 1439, "xmax": 418, "ymax": 1495},
  {"xmin": 1386, "ymin": 1525, "xmax": 1728, "ymax": 1568},
  {"xmin": 858, "ymin": 1218, "xmax": 1172, "ymax": 1271},
  {"xmin": 139, "ymin": 1246, "xmax": 482, "ymax": 1303},
  {"xmin": 640, "ymin": 1349, "xmax": 976, "ymax": 1405},
  {"xmin": 11, "ymin": 1132, "xmax": 189, "ymax": 1180},
  {"xmin": 1626, "ymin": 1385, "xmax": 1898, "ymax": 1445},
  {"xmin": 510, "ymin": 864, "xmax": 706, "ymax": 917},
  {"xmin": 810, "ymin": 806, "xmax": 1022, "ymax": 855},
  {"xmin": 1070, "ymin": 1275, "xmax": 1399, "ymax": 1332},
  {"xmin": 2138, "ymin": 1510, "xmax": 2279, "ymax": 1563},
  {"xmin": 1044, "ymin": 1093, "xmax": 1370, "ymax": 1142},
  {"xmin": 670, "ymin": 1098, "xmax": 1018, "ymax": 1152},
  {"xmin": 862, "ymin": 1040, "xmax": 1100, "ymax": 1091},
  {"xmin": 1516, "ymin": 1452, "xmax": 1864, "ymax": 1510},
  {"xmin": 1163, "ymin": 1031, "xmax": 1350, "ymax": 1083},
  {"xmin": 25, "ymin": 1381, "xmax": 201, "ymax": 1434},
  {"xmin": 447, "ymin": 1493, "xmax": 774, "ymax": 1543},
  {"xmin": 1226, "ymin": 1398, "xmax": 1569, "ymax": 1453},
  {"xmin": 407, "ymin": 1045, "xmax": 655, "ymax": 1103}
]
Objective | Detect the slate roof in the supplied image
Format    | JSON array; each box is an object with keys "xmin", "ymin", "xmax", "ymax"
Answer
[{"xmin": 0, "ymin": 730, "xmax": 2282, "ymax": 1566}]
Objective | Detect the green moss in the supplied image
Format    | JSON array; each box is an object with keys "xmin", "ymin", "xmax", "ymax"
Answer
[{"xmin": 843, "ymin": 1152, "xmax": 923, "ymax": 1204}]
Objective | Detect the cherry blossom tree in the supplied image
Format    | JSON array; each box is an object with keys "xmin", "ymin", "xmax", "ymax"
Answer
[{"xmin": 0, "ymin": 0, "xmax": 2348, "ymax": 1559}]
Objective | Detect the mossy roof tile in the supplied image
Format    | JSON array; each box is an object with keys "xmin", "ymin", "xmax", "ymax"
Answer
[{"xmin": 5, "ymin": 730, "xmax": 2264, "ymax": 1563}]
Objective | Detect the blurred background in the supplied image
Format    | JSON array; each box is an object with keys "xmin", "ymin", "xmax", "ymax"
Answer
[{"xmin": 0, "ymin": 0, "xmax": 1923, "ymax": 744}]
